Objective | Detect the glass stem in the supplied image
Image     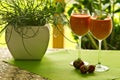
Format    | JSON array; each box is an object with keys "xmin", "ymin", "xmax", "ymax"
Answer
[
  {"xmin": 77, "ymin": 36, "xmax": 82, "ymax": 59},
  {"xmin": 98, "ymin": 40, "xmax": 102, "ymax": 64}
]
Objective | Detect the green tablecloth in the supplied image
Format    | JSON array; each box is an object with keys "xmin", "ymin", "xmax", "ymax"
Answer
[{"xmin": 7, "ymin": 50, "xmax": 120, "ymax": 80}]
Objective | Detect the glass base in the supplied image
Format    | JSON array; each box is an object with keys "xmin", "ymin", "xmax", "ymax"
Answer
[{"xmin": 95, "ymin": 64, "xmax": 109, "ymax": 72}]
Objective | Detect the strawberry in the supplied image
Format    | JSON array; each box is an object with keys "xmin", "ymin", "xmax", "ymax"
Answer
[
  {"xmin": 87, "ymin": 65, "xmax": 95, "ymax": 73},
  {"xmin": 80, "ymin": 65, "xmax": 88, "ymax": 74},
  {"xmin": 73, "ymin": 58, "xmax": 84, "ymax": 69}
]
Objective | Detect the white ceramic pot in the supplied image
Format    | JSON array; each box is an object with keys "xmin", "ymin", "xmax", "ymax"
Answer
[{"xmin": 5, "ymin": 25, "xmax": 49, "ymax": 60}]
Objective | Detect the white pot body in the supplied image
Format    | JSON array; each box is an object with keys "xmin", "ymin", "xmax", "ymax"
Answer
[{"xmin": 5, "ymin": 25, "xmax": 49, "ymax": 60}]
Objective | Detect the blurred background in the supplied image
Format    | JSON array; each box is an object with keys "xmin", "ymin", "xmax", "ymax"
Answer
[{"xmin": 0, "ymin": 0, "xmax": 120, "ymax": 50}]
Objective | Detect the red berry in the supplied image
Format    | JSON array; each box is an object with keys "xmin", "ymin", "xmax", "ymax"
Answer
[
  {"xmin": 87, "ymin": 65, "xmax": 95, "ymax": 73},
  {"xmin": 80, "ymin": 65, "xmax": 88, "ymax": 74},
  {"xmin": 73, "ymin": 58, "xmax": 84, "ymax": 69}
]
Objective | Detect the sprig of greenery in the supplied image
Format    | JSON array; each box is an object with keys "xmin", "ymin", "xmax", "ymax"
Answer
[
  {"xmin": 99, "ymin": 0, "xmax": 102, "ymax": 16},
  {"xmin": 96, "ymin": 0, "xmax": 107, "ymax": 20}
]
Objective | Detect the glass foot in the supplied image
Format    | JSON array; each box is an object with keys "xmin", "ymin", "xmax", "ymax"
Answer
[{"xmin": 95, "ymin": 64, "xmax": 109, "ymax": 72}]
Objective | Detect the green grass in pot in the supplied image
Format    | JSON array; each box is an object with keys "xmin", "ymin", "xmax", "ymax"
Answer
[{"xmin": 0, "ymin": 0, "xmax": 65, "ymax": 33}]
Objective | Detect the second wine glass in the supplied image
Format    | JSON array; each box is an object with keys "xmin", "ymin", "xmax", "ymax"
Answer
[
  {"xmin": 90, "ymin": 12, "xmax": 113, "ymax": 72},
  {"xmin": 70, "ymin": 9, "xmax": 90, "ymax": 61}
]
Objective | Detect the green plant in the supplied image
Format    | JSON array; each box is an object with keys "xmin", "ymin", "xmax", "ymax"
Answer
[
  {"xmin": 0, "ymin": 0, "xmax": 67, "ymax": 57},
  {"xmin": 0, "ymin": 0, "xmax": 66, "ymax": 33}
]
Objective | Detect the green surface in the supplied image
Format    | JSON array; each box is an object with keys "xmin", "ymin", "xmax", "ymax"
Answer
[{"xmin": 7, "ymin": 50, "xmax": 120, "ymax": 80}]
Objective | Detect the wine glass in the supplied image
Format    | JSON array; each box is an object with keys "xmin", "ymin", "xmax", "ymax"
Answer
[
  {"xmin": 90, "ymin": 12, "xmax": 113, "ymax": 72},
  {"xmin": 70, "ymin": 9, "xmax": 90, "ymax": 63}
]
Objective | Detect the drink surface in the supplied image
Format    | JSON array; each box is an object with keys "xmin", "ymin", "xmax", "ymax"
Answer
[
  {"xmin": 90, "ymin": 17, "xmax": 112, "ymax": 40},
  {"xmin": 70, "ymin": 14, "xmax": 90, "ymax": 36}
]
